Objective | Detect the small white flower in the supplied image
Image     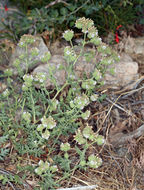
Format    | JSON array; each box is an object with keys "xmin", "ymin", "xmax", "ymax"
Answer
[
  {"xmin": 84, "ymin": 30, "xmax": 88, "ymax": 34},
  {"xmin": 38, "ymin": 160, "xmax": 43, "ymax": 166},
  {"xmin": 90, "ymin": 94, "xmax": 98, "ymax": 101},
  {"xmin": 52, "ymin": 165, "xmax": 58, "ymax": 171},
  {"xmin": 66, "ymin": 50, "xmax": 71, "ymax": 55},
  {"xmin": 91, "ymin": 33, "xmax": 95, "ymax": 38},
  {"xmin": 85, "ymin": 84, "xmax": 89, "ymax": 89},
  {"xmin": 41, "ymin": 74, "xmax": 45, "ymax": 78},
  {"xmin": 42, "ymin": 130, "xmax": 50, "ymax": 140},
  {"xmin": 2, "ymin": 89, "xmax": 10, "ymax": 97},
  {"xmin": 34, "ymin": 168, "xmax": 38, "ymax": 173},
  {"xmin": 30, "ymin": 75, "xmax": 33, "ymax": 80},
  {"xmin": 90, "ymin": 160, "xmax": 95, "ymax": 165},
  {"xmin": 34, "ymin": 141, "xmax": 37, "ymax": 144},
  {"xmin": 43, "ymin": 123, "xmax": 47, "ymax": 128},
  {"xmin": 107, "ymin": 60, "xmax": 111, "ymax": 64},
  {"xmin": 78, "ymin": 101, "xmax": 82, "ymax": 105},
  {"xmin": 57, "ymin": 64, "xmax": 61, "ymax": 69},
  {"xmin": 40, "ymin": 79, "xmax": 43, "ymax": 83},
  {"xmin": 84, "ymin": 134, "xmax": 89, "ymax": 138},
  {"xmin": 55, "ymin": 100, "xmax": 59, "ymax": 105},
  {"xmin": 102, "ymin": 46, "xmax": 106, "ymax": 49}
]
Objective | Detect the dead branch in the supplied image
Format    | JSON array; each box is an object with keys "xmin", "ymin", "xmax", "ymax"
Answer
[
  {"xmin": 109, "ymin": 124, "xmax": 144, "ymax": 147},
  {"xmin": 45, "ymin": 0, "xmax": 69, "ymax": 9},
  {"xmin": 58, "ymin": 185, "xmax": 98, "ymax": 190}
]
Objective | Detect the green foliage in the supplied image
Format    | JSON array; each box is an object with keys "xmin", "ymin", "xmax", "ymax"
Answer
[
  {"xmin": 134, "ymin": 0, "xmax": 144, "ymax": 24},
  {"xmin": 0, "ymin": 173, "xmax": 24, "ymax": 188},
  {"xmin": 0, "ymin": 135, "xmax": 9, "ymax": 161},
  {"xmin": 0, "ymin": 17, "xmax": 119, "ymax": 189},
  {"xmin": 1, "ymin": 0, "xmax": 142, "ymax": 42}
]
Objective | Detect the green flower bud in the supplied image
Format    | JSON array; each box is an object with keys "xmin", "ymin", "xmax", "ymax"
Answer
[{"xmin": 95, "ymin": 135, "xmax": 105, "ymax": 145}]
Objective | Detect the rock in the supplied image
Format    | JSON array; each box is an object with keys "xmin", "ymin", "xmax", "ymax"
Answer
[
  {"xmin": 74, "ymin": 53, "xmax": 95, "ymax": 79},
  {"xmin": 125, "ymin": 36, "xmax": 144, "ymax": 55},
  {"xmin": 32, "ymin": 46, "xmax": 98, "ymax": 89},
  {"xmin": 33, "ymin": 51, "xmax": 139, "ymax": 89},
  {"xmin": 132, "ymin": 37, "xmax": 144, "ymax": 54},
  {"xmin": 9, "ymin": 35, "xmax": 50, "ymax": 75},
  {"xmin": 48, "ymin": 40, "xmax": 65, "ymax": 55},
  {"xmin": 104, "ymin": 53, "xmax": 139, "ymax": 87},
  {"xmin": 32, "ymin": 55, "xmax": 67, "ymax": 88}
]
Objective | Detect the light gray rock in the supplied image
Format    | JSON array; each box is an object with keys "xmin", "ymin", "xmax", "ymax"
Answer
[
  {"xmin": 9, "ymin": 35, "xmax": 50, "ymax": 75},
  {"xmin": 125, "ymin": 36, "xmax": 144, "ymax": 55},
  {"xmin": 32, "ymin": 55, "xmax": 67, "ymax": 88},
  {"xmin": 105, "ymin": 53, "xmax": 139, "ymax": 87},
  {"xmin": 74, "ymin": 53, "xmax": 96, "ymax": 79},
  {"xmin": 33, "ymin": 51, "xmax": 139, "ymax": 89}
]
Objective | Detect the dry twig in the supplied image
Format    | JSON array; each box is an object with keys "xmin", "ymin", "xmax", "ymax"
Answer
[
  {"xmin": 109, "ymin": 124, "xmax": 144, "ymax": 146},
  {"xmin": 45, "ymin": 0, "xmax": 69, "ymax": 9}
]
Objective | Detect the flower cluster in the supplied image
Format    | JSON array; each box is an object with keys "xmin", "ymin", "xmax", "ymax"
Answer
[
  {"xmin": 81, "ymin": 110, "xmax": 90, "ymax": 120},
  {"xmin": 31, "ymin": 47, "xmax": 39, "ymax": 57},
  {"xmin": 88, "ymin": 154, "xmax": 102, "ymax": 169},
  {"xmin": 13, "ymin": 58, "xmax": 20, "ymax": 68},
  {"xmin": 35, "ymin": 160, "xmax": 58, "ymax": 175},
  {"xmin": 63, "ymin": 30, "xmax": 74, "ymax": 41},
  {"xmin": 22, "ymin": 74, "xmax": 33, "ymax": 91},
  {"xmin": 33, "ymin": 72, "xmax": 46, "ymax": 84},
  {"xmin": 49, "ymin": 99, "xmax": 59, "ymax": 112},
  {"xmin": 90, "ymin": 94, "xmax": 99, "ymax": 101},
  {"xmin": 87, "ymin": 26, "xmax": 98, "ymax": 39},
  {"xmin": 60, "ymin": 142, "xmax": 71, "ymax": 152},
  {"xmin": 64, "ymin": 46, "xmax": 77, "ymax": 62},
  {"xmin": 74, "ymin": 124, "xmax": 104, "ymax": 169},
  {"xmin": 82, "ymin": 79, "xmax": 96, "ymax": 90},
  {"xmin": 40, "ymin": 51, "xmax": 51, "ymax": 63},
  {"xmin": 60, "ymin": 142, "xmax": 71, "ymax": 159},
  {"xmin": 97, "ymin": 42, "xmax": 114, "ymax": 56},
  {"xmin": 75, "ymin": 17, "xmax": 94, "ymax": 33},
  {"xmin": 22, "ymin": 111, "xmax": 31, "ymax": 123},
  {"xmin": 74, "ymin": 129, "xmax": 86, "ymax": 145},
  {"xmin": 74, "ymin": 124, "xmax": 105, "ymax": 146},
  {"xmin": 2, "ymin": 89, "xmax": 10, "ymax": 97},
  {"xmin": 95, "ymin": 135, "xmax": 105, "ymax": 145},
  {"xmin": 18, "ymin": 35, "xmax": 35, "ymax": 48},
  {"xmin": 100, "ymin": 57, "xmax": 114, "ymax": 65},
  {"xmin": 92, "ymin": 69, "xmax": 102, "ymax": 81},
  {"xmin": 37, "ymin": 116, "xmax": 57, "ymax": 140},
  {"xmin": 70, "ymin": 94, "xmax": 89, "ymax": 110},
  {"xmin": 82, "ymin": 124, "xmax": 95, "ymax": 141},
  {"xmin": 4, "ymin": 68, "xmax": 13, "ymax": 77},
  {"xmin": 90, "ymin": 36, "xmax": 102, "ymax": 46}
]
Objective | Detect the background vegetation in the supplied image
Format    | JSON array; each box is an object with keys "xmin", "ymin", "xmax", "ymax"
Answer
[{"xmin": 1, "ymin": 0, "xmax": 144, "ymax": 42}]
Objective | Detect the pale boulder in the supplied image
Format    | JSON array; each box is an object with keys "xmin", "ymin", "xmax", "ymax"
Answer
[{"xmin": 105, "ymin": 53, "xmax": 139, "ymax": 87}]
